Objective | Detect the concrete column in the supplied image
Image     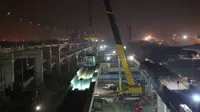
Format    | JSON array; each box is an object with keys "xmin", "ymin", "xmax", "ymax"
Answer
[
  {"xmin": 35, "ymin": 50, "xmax": 43, "ymax": 85},
  {"xmin": 26, "ymin": 58, "xmax": 29, "ymax": 67},
  {"xmin": 160, "ymin": 101, "xmax": 170, "ymax": 112},
  {"xmin": 21, "ymin": 59, "xmax": 24, "ymax": 83},
  {"xmin": 4, "ymin": 53, "xmax": 14, "ymax": 88},
  {"xmin": 157, "ymin": 94, "xmax": 169, "ymax": 112},
  {"xmin": 76, "ymin": 53, "xmax": 79, "ymax": 63},
  {"xmin": 69, "ymin": 45, "xmax": 72, "ymax": 51},
  {"xmin": 157, "ymin": 94, "xmax": 161, "ymax": 112},
  {"xmin": 76, "ymin": 44, "xmax": 79, "ymax": 48},
  {"xmin": 56, "ymin": 47, "xmax": 61, "ymax": 76},
  {"xmin": 51, "ymin": 46, "xmax": 61, "ymax": 75},
  {"xmin": 84, "ymin": 50, "xmax": 86, "ymax": 56},
  {"xmin": 87, "ymin": 47, "xmax": 93, "ymax": 54},
  {"xmin": 67, "ymin": 58, "xmax": 71, "ymax": 72},
  {"xmin": 43, "ymin": 47, "xmax": 52, "ymax": 73},
  {"xmin": 74, "ymin": 55, "xmax": 78, "ymax": 70},
  {"xmin": 147, "ymin": 79, "xmax": 153, "ymax": 93},
  {"xmin": 148, "ymin": 83, "xmax": 154, "ymax": 100}
]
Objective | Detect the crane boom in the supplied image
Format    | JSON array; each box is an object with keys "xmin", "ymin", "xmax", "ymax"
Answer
[{"xmin": 104, "ymin": 0, "xmax": 134, "ymax": 86}]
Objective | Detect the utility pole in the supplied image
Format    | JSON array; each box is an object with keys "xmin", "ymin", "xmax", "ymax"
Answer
[
  {"xmin": 118, "ymin": 56, "xmax": 122, "ymax": 91},
  {"xmin": 192, "ymin": 57, "xmax": 194, "ymax": 81},
  {"xmin": 21, "ymin": 59, "xmax": 24, "ymax": 83},
  {"xmin": 177, "ymin": 80, "xmax": 180, "ymax": 91}
]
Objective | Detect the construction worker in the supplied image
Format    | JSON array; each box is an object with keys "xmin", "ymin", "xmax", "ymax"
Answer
[{"xmin": 135, "ymin": 104, "xmax": 143, "ymax": 112}]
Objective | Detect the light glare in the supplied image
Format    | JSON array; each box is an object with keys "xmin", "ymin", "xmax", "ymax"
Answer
[
  {"xmin": 192, "ymin": 94, "xmax": 200, "ymax": 102},
  {"xmin": 36, "ymin": 105, "xmax": 41, "ymax": 111},
  {"xmin": 183, "ymin": 35, "xmax": 188, "ymax": 39},
  {"xmin": 128, "ymin": 56, "xmax": 134, "ymax": 61},
  {"xmin": 106, "ymin": 56, "xmax": 111, "ymax": 61},
  {"xmin": 144, "ymin": 37, "xmax": 150, "ymax": 41},
  {"xmin": 144, "ymin": 35, "xmax": 152, "ymax": 41}
]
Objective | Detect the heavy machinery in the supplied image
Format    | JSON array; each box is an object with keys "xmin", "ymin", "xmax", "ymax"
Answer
[
  {"xmin": 84, "ymin": 53, "xmax": 96, "ymax": 67},
  {"xmin": 77, "ymin": 53, "xmax": 96, "ymax": 68},
  {"xmin": 103, "ymin": 0, "xmax": 142, "ymax": 94},
  {"xmin": 71, "ymin": 53, "xmax": 97, "ymax": 90}
]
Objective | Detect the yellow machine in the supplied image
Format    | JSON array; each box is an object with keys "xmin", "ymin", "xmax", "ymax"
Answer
[
  {"xmin": 104, "ymin": 0, "xmax": 142, "ymax": 94},
  {"xmin": 84, "ymin": 0, "xmax": 98, "ymax": 41},
  {"xmin": 84, "ymin": 34, "xmax": 98, "ymax": 40}
]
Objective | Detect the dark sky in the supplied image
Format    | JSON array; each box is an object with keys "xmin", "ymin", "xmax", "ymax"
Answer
[{"xmin": 1, "ymin": 0, "xmax": 200, "ymax": 41}]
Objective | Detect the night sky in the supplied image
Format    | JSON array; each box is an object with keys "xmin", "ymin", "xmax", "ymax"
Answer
[{"xmin": 1, "ymin": 0, "xmax": 200, "ymax": 41}]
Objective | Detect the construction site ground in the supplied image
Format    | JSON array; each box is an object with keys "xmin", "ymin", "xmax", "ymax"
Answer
[{"xmin": 93, "ymin": 79, "xmax": 157, "ymax": 112}]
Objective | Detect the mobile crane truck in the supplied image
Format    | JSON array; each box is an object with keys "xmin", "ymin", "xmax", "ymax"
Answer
[{"xmin": 103, "ymin": 0, "xmax": 143, "ymax": 94}]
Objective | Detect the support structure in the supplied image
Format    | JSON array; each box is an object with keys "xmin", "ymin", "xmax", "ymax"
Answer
[
  {"xmin": 83, "ymin": 50, "xmax": 86, "ymax": 56},
  {"xmin": 26, "ymin": 58, "xmax": 29, "ymax": 67},
  {"xmin": 76, "ymin": 53, "xmax": 79, "ymax": 63},
  {"xmin": 15, "ymin": 49, "xmax": 44, "ymax": 86},
  {"xmin": 69, "ymin": 45, "xmax": 72, "ymax": 51},
  {"xmin": 56, "ymin": 47, "xmax": 61, "ymax": 76},
  {"xmin": 35, "ymin": 50, "xmax": 44, "ymax": 85},
  {"xmin": 67, "ymin": 58, "xmax": 71, "ymax": 72},
  {"xmin": 3, "ymin": 53, "xmax": 14, "ymax": 88},
  {"xmin": 146, "ymin": 78, "xmax": 153, "ymax": 94},
  {"xmin": 52, "ymin": 46, "xmax": 61, "ymax": 76},
  {"xmin": 21, "ymin": 59, "xmax": 24, "ymax": 83},
  {"xmin": 0, "ymin": 43, "xmax": 95, "ymax": 89},
  {"xmin": 157, "ymin": 94, "xmax": 170, "ymax": 112},
  {"xmin": 43, "ymin": 47, "xmax": 52, "ymax": 73}
]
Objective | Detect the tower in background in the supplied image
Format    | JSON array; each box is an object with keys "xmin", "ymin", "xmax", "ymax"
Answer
[{"xmin": 128, "ymin": 25, "xmax": 132, "ymax": 41}]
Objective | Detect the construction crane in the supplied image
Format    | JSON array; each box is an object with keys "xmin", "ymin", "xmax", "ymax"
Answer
[{"xmin": 103, "ymin": 0, "xmax": 142, "ymax": 94}]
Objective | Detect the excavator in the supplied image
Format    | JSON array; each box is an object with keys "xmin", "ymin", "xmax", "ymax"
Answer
[{"xmin": 103, "ymin": 0, "xmax": 142, "ymax": 94}]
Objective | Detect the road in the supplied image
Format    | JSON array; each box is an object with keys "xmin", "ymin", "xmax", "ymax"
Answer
[
  {"xmin": 160, "ymin": 76, "xmax": 189, "ymax": 90},
  {"xmin": 57, "ymin": 89, "xmax": 89, "ymax": 112},
  {"xmin": 57, "ymin": 83, "xmax": 95, "ymax": 112}
]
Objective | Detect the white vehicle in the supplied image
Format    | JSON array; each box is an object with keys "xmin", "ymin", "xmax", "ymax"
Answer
[
  {"xmin": 103, "ymin": 84, "xmax": 114, "ymax": 89},
  {"xmin": 179, "ymin": 104, "xmax": 192, "ymax": 112}
]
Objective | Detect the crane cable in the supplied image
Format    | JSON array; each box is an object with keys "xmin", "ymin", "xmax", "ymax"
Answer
[
  {"xmin": 88, "ymin": 0, "xmax": 93, "ymax": 27},
  {"xmin": 86, "ymin": 0, "xmax": 97, "ymax": 40}
]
